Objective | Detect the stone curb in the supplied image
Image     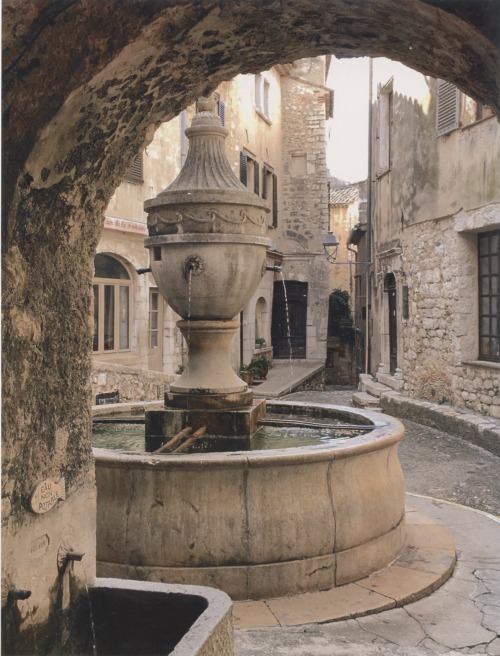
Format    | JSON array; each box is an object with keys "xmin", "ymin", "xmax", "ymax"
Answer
[
  {"xmin": 233, "ymin": 505, "xmax": 456, "ymax": 629},
  {"xmin": 379, "ymin": 391, "xmax": 500, "ymax": 456}
]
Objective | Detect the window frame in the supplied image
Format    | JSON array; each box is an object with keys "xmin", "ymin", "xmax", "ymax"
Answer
[
  {"xmin": 478, "ymin": 229, "xmax": 500, "ymax": 362},
  {"xmin": 93, "ymin": 255, "xmax": 132, "ymax": 354},
  {"xmin": 149, "ymin": 288, "xmax": 160, "ymax": 351},
  {"xmin": 254, "ymin": 73, "xmax": 271, "ymax": 122}
]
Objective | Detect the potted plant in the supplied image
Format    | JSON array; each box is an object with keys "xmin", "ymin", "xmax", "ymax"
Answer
[
  {"xmin": 239, "ymin": 364, "xmax": 254, "ymax": 386},
  {"xmin": 249, "ymin": 354, "xmax": 273, "ymax": 381},
  {"xmin": 255, "ymin": 337, "xmax": 266, "ymax": 349}
]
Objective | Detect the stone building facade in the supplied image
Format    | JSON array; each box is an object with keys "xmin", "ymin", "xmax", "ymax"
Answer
[
  {"xmin": 92, "ymin": 57, "xmax": 331, "ymax": 402},
  {"xmin": 369, "ymin": 59, "xmax": 500, "ymax": 418}
]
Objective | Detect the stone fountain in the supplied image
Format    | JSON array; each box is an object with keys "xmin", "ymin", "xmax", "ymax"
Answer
[
  {"xmin": 94, "ymin": 97, "xmax": 407, "ymax": 602},
  {"xmin": 143, "ymin": 96, "xmax": 271, "ymax": 447}
]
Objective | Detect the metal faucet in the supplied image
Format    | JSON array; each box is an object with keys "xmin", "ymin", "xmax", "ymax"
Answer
[
  {"xmin": 8, "ymin": 589, "xmax": 32, "ymax": 602},
  {"xmin": 58, "ymin": 551, "xmax": 84, "ymax": 576},
  {"xmin": 265, "ymin": 264, "xmax": 282, "ymax": 272}
]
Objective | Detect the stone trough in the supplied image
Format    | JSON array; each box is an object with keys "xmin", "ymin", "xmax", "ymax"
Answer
[{"xmin": 88, "ymin": 579, "xmax": 232, "ymax": 656}]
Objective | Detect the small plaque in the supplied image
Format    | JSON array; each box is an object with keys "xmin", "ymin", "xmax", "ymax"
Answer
[
  {"xmin": 31, "ymin": 534, "xmax": 50, "ymax": 558},
  {"xmin": 29, "ymin": 478, "xmax": 66, "ymax": 514},
  {"xmin": 95, "ymin": 390, "xmax": 119, "ymax": 405}
]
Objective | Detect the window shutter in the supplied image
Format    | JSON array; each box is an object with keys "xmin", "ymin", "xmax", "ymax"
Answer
[
  {"xmin": 436, "ymin": 80, "xmax": 459, "ymax": 136},
  {"xmin": 123, "ymin": 152, "xmax": 144, "ymax": 184},
  {"xmin": 217, "ymin": 100, "xmax": 225, "ymax": 126},
  {"xmin": 262, "ymin": 166, "xmax": 268, "ymax": 199},
  {"xmin": 326, "ymin": 89, "xmax": 334, "ymax": 119},
  {"xmin": 254, "ymin": 161, "xmax": 260, "ymax": 195},
  {"xmin": 272, "ymin": 173, "xmax": 278, "ymax": 227},
  {"xmin": 240, "ymin": 151, "xmax": 247, "ymax": 185}
]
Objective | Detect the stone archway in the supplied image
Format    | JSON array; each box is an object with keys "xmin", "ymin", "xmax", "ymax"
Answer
[{"xmin": 2, "ymin": 1, "xmax": 499, "ymax": 649}]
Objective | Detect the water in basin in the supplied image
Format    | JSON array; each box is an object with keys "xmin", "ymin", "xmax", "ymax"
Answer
[{"xmin": 92, "ymin": 414, "xmax": 369, "ymax": 452}]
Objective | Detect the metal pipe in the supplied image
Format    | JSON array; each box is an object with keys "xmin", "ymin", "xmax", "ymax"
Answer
[
  {"xmin": 8, "ymin": 589, "xmax": 31, "ymax": 602},
  {"xmin": 365, "ymin": 57, "xmax": 374, "ymax": 375},
  {"xmin": 59, "ymin": 551, "xmax": 85, "ymax": 576}
]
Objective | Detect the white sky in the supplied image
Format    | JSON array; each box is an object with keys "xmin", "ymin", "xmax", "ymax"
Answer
[{"xmin": 326, "ymin": 56, "xmax": 370, "ymax": 184}]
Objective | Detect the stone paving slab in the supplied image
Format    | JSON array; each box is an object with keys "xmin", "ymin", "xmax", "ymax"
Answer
[
  {"xmin": 233, "ymin": 502, "xmax": 456, "ymax": 630},
  {"xmin": 235, "ymin": 496, "xmax": 500, "ymax": 655}
]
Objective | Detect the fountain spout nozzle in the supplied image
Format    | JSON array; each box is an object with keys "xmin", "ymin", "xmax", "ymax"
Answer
[
  {"xmin": 266, "ymin": 264, "xmax": 282, "ymax": 273},
  {"xmin": 8, "ymin": 589, "xmax": 32, "ymax": 602},
  {"xmin": 58, "ymin": 550, "xmax": 85, "ymax": 576}
]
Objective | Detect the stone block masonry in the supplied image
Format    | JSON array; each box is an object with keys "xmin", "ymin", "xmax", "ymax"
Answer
[
  {"xmin": 398, "ymin": 215, "xmax": 500, "ymax": 420},
  {"xmin": 92, "ymin": 362, "xmax": 176, "ymax": 403}
]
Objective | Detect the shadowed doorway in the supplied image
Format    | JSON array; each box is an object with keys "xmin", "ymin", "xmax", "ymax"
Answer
[{"xmin": 272, "ymin": 280, "xmax": 308, "ymax": 358}]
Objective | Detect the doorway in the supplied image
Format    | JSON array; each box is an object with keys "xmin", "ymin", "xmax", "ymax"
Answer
[
  {"xmin": 271, "ymin": 281, "xmax": 308, "ymax": 359},
  {"xmin": 384, "ymin": 273, "xmax": 398, "ymax": 373}
]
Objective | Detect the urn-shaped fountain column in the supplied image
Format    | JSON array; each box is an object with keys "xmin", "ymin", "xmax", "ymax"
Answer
[{"xmin": 144, "ymin": 97, "xmax": 270, "ymax": 410}]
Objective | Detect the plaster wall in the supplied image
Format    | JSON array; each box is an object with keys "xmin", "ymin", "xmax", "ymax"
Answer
[
  {"xmin": 328, "ymin": 202, "xmax": 359, "ymax": 296},
  {"xmin": 106, "ymin": 119, "xmax": 183, "ymax": 222}
]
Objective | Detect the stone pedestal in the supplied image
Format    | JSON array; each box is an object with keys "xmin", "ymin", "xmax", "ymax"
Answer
[
  {"xmin": 145, "ymin": 400, "xmax": 267, "ymax": 451},
  {"xmin": 168, "ymin": 319, "xmax": 251, "ymax": 409}
]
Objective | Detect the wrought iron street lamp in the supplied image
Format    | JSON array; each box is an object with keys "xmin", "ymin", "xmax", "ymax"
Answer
[
  {"xmin": 323, "ymin": 230, "xmax": 340, "ymax": 263},
  {"xmin": 323, "ymin": 229, "xmax": 371, "ymax": 266}
]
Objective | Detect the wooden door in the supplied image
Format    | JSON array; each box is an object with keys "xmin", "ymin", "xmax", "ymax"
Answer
[{"xmin": 271, "ymin": 281, "xmax": 308, "ymax": 359}]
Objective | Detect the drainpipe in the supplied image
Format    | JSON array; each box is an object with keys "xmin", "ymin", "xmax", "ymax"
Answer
[
  {"xmin": 180, "ymin": 110, "xmax": 187, "ymax": 167},
  {"xmin": 365, "ymin": 58, "xmax": 373, "ymax": 375},
  {"xmin": 240, "ymin": 311, "xmax": 244, "ymax": 368}
]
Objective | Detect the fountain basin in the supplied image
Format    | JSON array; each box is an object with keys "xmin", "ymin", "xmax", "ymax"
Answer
[
  {"xmin": 95, "ymin": 402, "xmax": 405, "ymax": 600},
  {"xmin": 88, "ymin": 578, "xmax": 233, "ymax": 656}
]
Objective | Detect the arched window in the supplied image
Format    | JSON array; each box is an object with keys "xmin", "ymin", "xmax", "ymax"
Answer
[{"xmin": 93, "ymin": 254, "xmax": 131, "ymax": 353}]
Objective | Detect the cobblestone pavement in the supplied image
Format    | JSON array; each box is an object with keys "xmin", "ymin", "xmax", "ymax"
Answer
[{"xmin": 235, "ymin": 387, "xmax": 500, "ymax": 656}]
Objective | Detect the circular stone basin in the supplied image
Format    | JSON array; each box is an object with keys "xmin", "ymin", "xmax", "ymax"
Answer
[{"xmin": 94, "ymin": 402, "xmax": 405, "ymax": 601}]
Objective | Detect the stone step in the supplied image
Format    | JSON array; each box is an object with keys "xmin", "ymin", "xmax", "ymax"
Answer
[
  {"xmin": 364, "ymin": 380, "xmax": 392, "ymax": 398},
  {"xmin": 352, "ymin": 391, "xmax": 382, "ymax": 410},
  {"xmin": 377, "ymin": 372, "xmax": 405, "ymax": 391},
  {"xmin": 358, "ymin": 373, "xmax": 374, "ymax": 393}
]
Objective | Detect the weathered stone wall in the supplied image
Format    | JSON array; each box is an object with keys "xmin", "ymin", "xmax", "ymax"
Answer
[
  {"xmin": 399, "ymin": 216, "xmax": 500, "ymax": 418},
  {"xmin": 280, "ymin": 59, "xmax": 330, "ymax": 360},
  {"xmin": 91, "ymin": 362, "xmax": 176, "ymax": 404},
  {"xmin": 326, "ymin": 338, "xmax": 356, "ymax": 386}
]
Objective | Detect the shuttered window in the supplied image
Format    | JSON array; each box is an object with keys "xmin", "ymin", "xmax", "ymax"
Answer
[
  {"xmin": 272, "ymin": 173, "xmax": 278, "ymax": 228},
  {"xmin": 240, "ymin": 151, "xmax": 260, "ymax": 196},
  {"xmin": 240, "ymin": 151, "xmax": 247, "ymax": 185},
  {"xmin": 123, "ymin": 152, "xmax": 144, "ymax": 184},
  {"xmin": 436, "ymin": 80, "xmax": 460, "ymax": 137}
]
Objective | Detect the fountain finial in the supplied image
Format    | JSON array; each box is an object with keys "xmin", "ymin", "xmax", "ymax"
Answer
[{"xmin": 197, "ymin": 95, "xmax": 217, "ymax": 114}]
